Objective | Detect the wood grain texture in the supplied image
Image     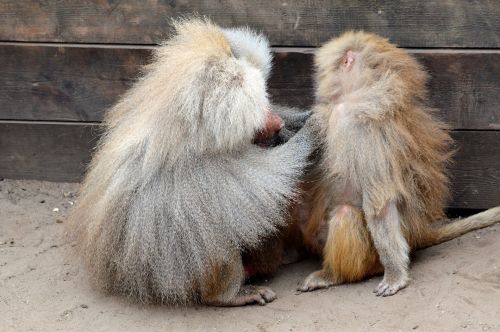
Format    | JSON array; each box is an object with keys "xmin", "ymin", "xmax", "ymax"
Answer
[
  {"xmin": 0, "ymin": 1, "xmax": 499, "ymax": 47},
  {"xmin": 416, "ymin": 52, "xmax": 500, "ymax": 130},
  {"xmin": 1, "ymin": 45, "xmax": 499, "ymax": 129},
  {"xmin": 449, "ymin": 131, "xmax": 500, "ymax": 209},
  {"xmin": 0, "ymin": 122, "xmax": 99, "ymax": 182},
  {"xmin": 0, "ymin": 45, "xmax": 149, "ymax": 122},
  {"xmin": 0, "ymin": 123, "xmax": 499, "ymax": 209}
]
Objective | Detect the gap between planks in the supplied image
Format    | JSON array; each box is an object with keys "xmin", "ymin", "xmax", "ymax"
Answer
[
  {"xmin": 1, "ymin": 41, "xmax": 500, "ymax": 54},
  {"xmin": 0, "ymin": 120, "xmax": 499, "ymax": 133}
]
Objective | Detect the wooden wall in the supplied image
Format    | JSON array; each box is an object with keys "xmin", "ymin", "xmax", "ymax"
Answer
[{"xmin": 0, "ymin": 1, "xmax": 499, "ymax": 209}]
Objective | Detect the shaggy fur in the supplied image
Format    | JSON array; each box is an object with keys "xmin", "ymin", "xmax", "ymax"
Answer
[
  {"xmin": 223, "ymin": 27, "xmax": 273, "ymax": 79},
  {"xmin": 67, "ymin": 19, "xmax": 312, "ymax": 306},
  {"xmin": 298, "ymin": 31, "xmax": 500, "ymax": 296}
]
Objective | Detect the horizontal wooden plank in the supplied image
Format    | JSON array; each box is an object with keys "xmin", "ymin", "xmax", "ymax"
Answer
[
  {"xmin": 0, "ymin": 123, "xmax": 499, "ymax": 209},
  {"xmin": 449, "ymin": 130, "xmax": 500, "ymax": 209},
  {"xmin": 0, "ymin": 45, "xmax": 149, "ymax": 122},
  {"xmin": 1, "ymin": 1, "xmax": 499, "ymax": 47},
  {"xmin": 415, "ymin": 52, "xmax": 500, "ymax": 130},
  {"xmin": 1, "ymin": 45, "xmax": 499, "ymax": 129},
  {"xmin": 0, "ymin": 122, "xmax": 99, "ymax": 182}
]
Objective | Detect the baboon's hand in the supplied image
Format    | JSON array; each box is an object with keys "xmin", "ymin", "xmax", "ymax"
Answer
[
  {"xmin": 259, "ymin": 110, "xmax": 313, "ymax": 147},
  {"xmin": 272, "ymin": 105, "xmax": 312, "ymax": 132},
  {"xmin": 281, "ymin": 110, "xmax": 312, "ymax": 131},
  {"xmin": 283, "ymin": 119, "xmax": 315, "ymax": 160}
]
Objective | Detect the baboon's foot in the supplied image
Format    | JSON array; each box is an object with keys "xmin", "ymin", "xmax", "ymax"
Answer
[
  {"xmin": 297, "ymin": 270, "xmax": 334, "ymax": 292},
  {"xmin": 373, "ymin": 275, "xmax": 409, "ymax": 297},
  {"xmin": 226, "ymin": 285, "xmax": 277, "ymax": 306}
]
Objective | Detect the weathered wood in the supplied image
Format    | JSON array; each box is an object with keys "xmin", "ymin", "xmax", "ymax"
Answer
[
  {"xmin": 449, "ymin": 131, "xmax": 500, "ymax": 209},
  {"xmin": 0, "ymin": 1, "xmax": 499, "ymax": 47},
  {"xmin": 0, "ymin": 45, "xmax": 149, "ymax": 122},
  {"xmin": 416, "ymin": 52, "xmax": 500, "ymax": 130},
  {"xmin": 1, "ymin": 44, "xmax": 499, "ymax": 129},
  {"xmin": 269, "ymin": 50, "xmax": 314, "ymax": 113},
  {"xmin": 0, "ymin": 122, "xmax": 99, "ymax": 182},
  {"xmin": 0, "ymin": 123, "xmax": 499, "ymax": 209}
]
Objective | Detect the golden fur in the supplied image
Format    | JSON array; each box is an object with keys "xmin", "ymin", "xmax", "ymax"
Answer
[{"xmin": 298, "ymin": 31, "xmax": 500, "ymax": 295}]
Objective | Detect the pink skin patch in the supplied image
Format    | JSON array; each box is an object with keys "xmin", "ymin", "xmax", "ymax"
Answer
[
  {"xmin": 335, "ymin": 204, "xmax": 356, "ymax": 219},
  {"xmin": 253, "ymin": 109, "xmax": 284, "ymax": 145},
  {"xmin": 244, "ymin": 264, "xmax": 256, "ymax": 279},
  {"xmin": 343, "ymin": 50, "xmax": 356, "ymax": 71}
]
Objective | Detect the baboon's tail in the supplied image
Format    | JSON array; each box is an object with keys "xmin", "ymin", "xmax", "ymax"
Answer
[{"xmin": 421, "ymin": 206, "xmax": 500, "ymax": 248}]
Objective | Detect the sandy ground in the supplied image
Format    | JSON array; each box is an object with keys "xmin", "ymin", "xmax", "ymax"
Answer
[{"xmin": 1, "ymin": 179, "xmax": 500, "ymax": 332}]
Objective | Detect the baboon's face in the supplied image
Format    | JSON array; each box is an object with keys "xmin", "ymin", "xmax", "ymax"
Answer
[
  {"xmin": 219, "ymin": 27, "xmax": 285, "ymax": 147},
  {"xmin": 152, "ymin": 23, "xmax": 285, "ymax": 153},
  {"xmin": 252, "ymin": 109, "xmax": 284, "ymax": 146},
  {"xmin": 199, "ymin": 57, "xmax": 274, "ymax": 150}
]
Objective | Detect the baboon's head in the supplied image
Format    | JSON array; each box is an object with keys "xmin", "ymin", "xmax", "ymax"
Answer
[
  {"xmin": 313, "ymin": 31, "xmax": 427, "ymax": 106},
  {"xmin": 144, "ymin": 18, "xmax": 282, "ymax": 156}
]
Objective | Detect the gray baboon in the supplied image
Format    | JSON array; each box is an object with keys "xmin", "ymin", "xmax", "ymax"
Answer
[{"xmin": 67, "ymin": 19, "xmax": 313, "ymax": 306}]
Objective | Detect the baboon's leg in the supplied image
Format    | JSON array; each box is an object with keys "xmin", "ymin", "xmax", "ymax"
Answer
[
  {"xmin": 298, "ymin": 204, "xmax": 377, "ymax": 292},
  {"xmin": 201, "ymin": 253, "xmax": 276, "ymax": 306},
  {"xmin": 365, "ymin": 201, "xmax": 409, "ymax": 296}
]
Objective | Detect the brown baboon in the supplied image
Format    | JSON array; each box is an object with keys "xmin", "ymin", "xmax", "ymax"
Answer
[
  {"xmin": 297, "ymin": 31, "xmax": 500, "ymax": 296},
  {"xmin": 67, "ymin": 19, "xmax": 313, "ymax": 306}
]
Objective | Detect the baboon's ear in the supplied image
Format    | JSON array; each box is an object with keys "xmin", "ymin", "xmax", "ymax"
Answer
[{"xmin": 343, "ymin": 50, "xmax": 356, "ymax": 71}]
